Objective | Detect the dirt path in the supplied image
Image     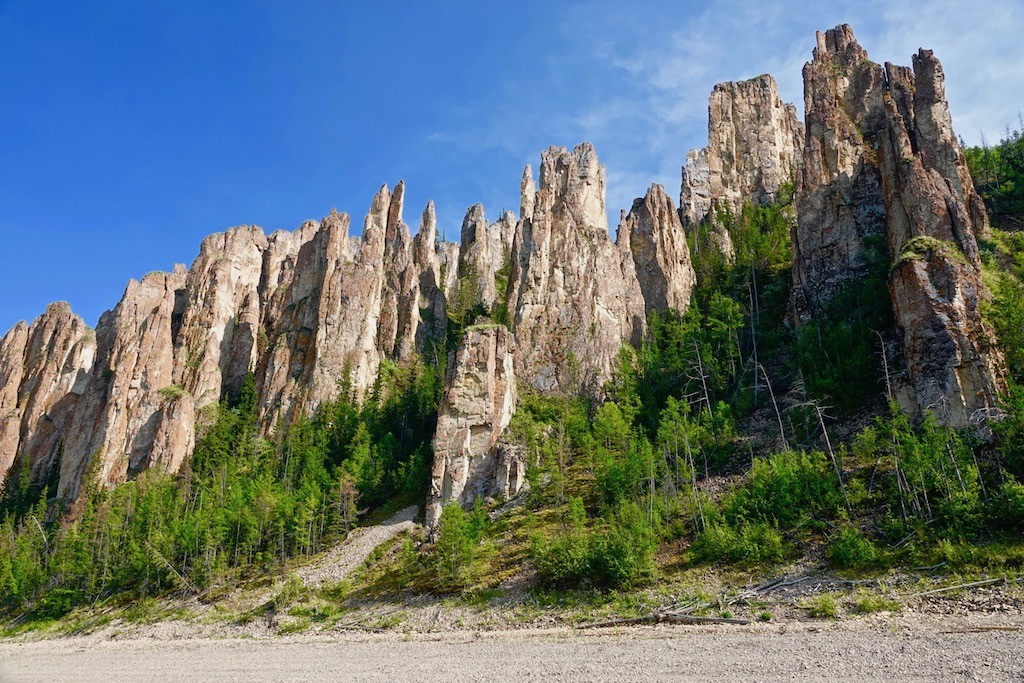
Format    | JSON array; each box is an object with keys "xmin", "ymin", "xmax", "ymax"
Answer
[
  {"xmin": 298, "ymin": 505, "xmax": 419, "ymax": 587},
  {"xmin": 1, "ymin": 619, "xmax": 1021, "ymax": 682}
]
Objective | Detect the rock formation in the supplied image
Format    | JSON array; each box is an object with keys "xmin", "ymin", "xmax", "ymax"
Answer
[
  {"xmin": 681, "ymin": 75, "xmax": 803, "ymax": 260},
  {"xmin": 879, "ymin": 51, "xmax": 1005, "ymax": 425},
  {"xmin": 426, "ymin": 323, "xmax": 518, "ymax": 528},
  {"xmin": 791, "ymin": 25, "xmax": 890, "ymax": 320},
  {"xmin": 619, "ymin": 184, "xmax": 697, "ymax": 316},
  {"xmin": 0, "ymin": 303, "xmax": 95, "ymax": 488},
  {"xmin": 791, "ymin": 24, "xmax": 1005, "ymax": 426},
  {"xmin": 509, "ymin": 143, "xmax": 647, "ymax": 394},
  {"xmin": 60, "ymin": 268, "xmax": 188, "ymax": 498}
]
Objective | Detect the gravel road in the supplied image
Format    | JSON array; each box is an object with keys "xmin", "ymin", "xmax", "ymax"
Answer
[{"xmin": 2, "ymin": 620, "xmax": 1021, "ymax": 682}]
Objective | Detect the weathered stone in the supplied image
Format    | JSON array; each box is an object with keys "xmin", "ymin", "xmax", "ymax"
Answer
[
  {"xmin": 412, "ymin": 201, "xmax": 449, "ymax": 357},
  {"xmin": 426, "ymin": 324, "xmax": 517, "ymax": 528},
  {"xmin": 879, "ymin": 50, "xmax": 1005, "ymax": 425},
  {"xmin": 791, "ymin": 25, "xmax": 890, "ymax": 321},
  {"xmin": 173, "ymin": 225, "xmax": 268, "ymax": 408},
  {"xmin": 60, "ymin": 267, "xmax": 188, "ymax": 499},
  {"xmin": 619, "ymin": 184, "xmax": 697, "ymax": 315},
  {"xmin": 509, "ymin": 143, "xmax": 647, "ymax": 394},
  {"xmin": 681, "ymin": 75, "xmax": 803, "ymax": 261},
  {"xmin": 0, "ymin": 304, "xmax": 95, "ymax": 488}
]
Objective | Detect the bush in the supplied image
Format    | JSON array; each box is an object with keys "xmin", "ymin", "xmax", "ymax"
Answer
[
  {"xmin": 826, "ymin": 527, "xmax": 878, "ymax": 570},
  {"xmin": 691, "ymin": 520, "xmax": 786, "ymax": 565},
  {"xmin": 989, "ymin": 479, "xmax": 1024, "ymax": 534},
  {"xmin": 725, "ymin": 450, "xmax": 843, "ymax": 528}
]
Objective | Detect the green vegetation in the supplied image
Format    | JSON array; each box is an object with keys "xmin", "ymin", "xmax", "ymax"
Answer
[
  {"xmin": 965, "ymin": 125, "xmax": 1024, "ymax": 230},
  {"xmin": 0, "ymin": 366, "xmax": 440, "ymax": 619}
]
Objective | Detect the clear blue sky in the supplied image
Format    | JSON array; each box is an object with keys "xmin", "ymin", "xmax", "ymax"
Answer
[{"xmin": 2, "ymin": 0, "xmax": 1021, "ymax": 332}]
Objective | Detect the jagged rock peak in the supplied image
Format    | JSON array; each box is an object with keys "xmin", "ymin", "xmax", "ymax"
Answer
[
  {"xmin": 520, "ymin": 165, "xmax": 536, "ymax": 220},
  {"xmin": 0, "ymin": 303, "xmax": 95, "ymax": 488},
  {"xmin": 791, "ymin": 23, "xmax": 889, "ymax": 321},
  {"xmin": 620, "ymin": 184, "xmax": 697, "ymax": 315},
  {"xmin": 426, "ymin": 323, "xmax": 519, "ymax": 528},
  {"xmin": 509, "ymin": 142, "xmax": 646, "ymax": 395},
  {"xmin": 878, "ymin": 46, "xmax": 1005, "ymax": 426},
  {"xmin": 60, "ymin": 267, "xmax": 188, "ymax": 500},
  {"xmin": 680, "ymin": 74, "xmax": 803, "ymax": 234}
]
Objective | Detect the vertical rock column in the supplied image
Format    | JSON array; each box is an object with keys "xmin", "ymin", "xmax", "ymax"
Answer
[{"xmin": 426, "ymin": 324, "xmax": 518, "ymax": 528}]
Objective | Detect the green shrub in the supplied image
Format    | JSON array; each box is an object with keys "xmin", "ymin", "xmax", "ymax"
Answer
[
  {"xmin": 434, "ymin": 504, "xmax": 478, "ymax": 589},
  {"xmin": 827, "ymin": 527, "xmax": 879, "ymax": 570},
  {"xmin": 725, "ymin": 450, "xmax": 843, "ymax": 528},
  {"xmin": 989, "ymin": 479, "xmax": 1024, "ymax": 534},
  {"xmin": 691, "ymin": 520, "xmax": 785, "ymax": 565},
  {"xmin": 802, "ymin": 593, "xmax": 839, "ymax": 618}
]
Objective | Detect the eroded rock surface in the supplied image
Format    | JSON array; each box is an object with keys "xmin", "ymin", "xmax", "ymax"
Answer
[
  {"xmin": 509, "ymin": 143, "xmax": 647, "ymax": 395},
  {"xmin": 619, "ymin": 184, "xmax": 697, "ymax": 316},
  {"xmin": 0, "ymin": 304, "xmax": 95, "ymax": 488},
  {"xmin": 792, "ymin": 24, "xmax": 1005, "ymax": 425},
  {"xmin": 681, "ymin": 75, "xmax": 803, "ymax": 260},
  {"xmin": 426, "ymin": 324, "xmax": 518, "ymax": 528},
  {"xmin": 880, "ymin": 51, "xmax": 1005, "ymax": 425}
]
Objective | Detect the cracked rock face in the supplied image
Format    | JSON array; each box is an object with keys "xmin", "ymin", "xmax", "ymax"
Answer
[
  {"xmin": 681, "ymin": 75, "xmax": 803, "ymax": 260},
  {"xmin": 619, "ymin": 184, "xmax": 697, "ymax": 316},
  {"xmin": 60, "ymin": 268, "xmax": 188, "ymax": 499},
  {"xmin": 508, "ymin": 143, "xmax": 647, "ymax": 395},
  {"xmin": 791, "ymin": 25, "xmax": 890, "ymax": 321},
  {"xmin": 880, "ymin": 50, "xmax": 1005, "ymax": 426},
  {"xmin": 0, "ymin": 303, "xmax": 95, "ymax": 488},
  {"xmin": 426, "ymin": 324, "xmax": 518, "ymax": 528},
  {"xmin": 792, "ymin": 24, "xmax": 1005, "ymax": 426}
]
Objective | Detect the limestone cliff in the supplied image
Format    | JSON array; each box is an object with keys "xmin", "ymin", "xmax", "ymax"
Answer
[
  {"xmin": 880, "ymin": 51, "xmax": 1005, "ymax": 425},
  {"xmin": 509, "ymin": 143, "xmax": 647, "ymax": 395},
  {"xmin": 426, "ymin": 324, "xmax": 518, "ymax": 528},
  {"xmin": 792, "ymin": 24, "xmax": 1005, "ymax": 426},
  {"xmin": 791, "ymin": 25, "xmax": 890, "ymax": 320},
  {"xmin": 681, "ymin": 75, "xmax": 803, "ymax": 260},
  {"xmin": 0, "ymin": 303, "xmax": 95, "ymax": 488},
  {"xmin": 619, "ymin": 184, "xmax": 697, "ymax": 315}
]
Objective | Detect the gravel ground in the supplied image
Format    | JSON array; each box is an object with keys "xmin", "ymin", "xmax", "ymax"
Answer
[
  {"xmin": 299, "ymin": 505, "xmax": 418, "ymax": 588},
  {"xmin": 1, "ymin": 618, "xmax": 1021, "ymax": 682}
]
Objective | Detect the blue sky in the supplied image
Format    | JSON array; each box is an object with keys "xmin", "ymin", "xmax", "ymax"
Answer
[{"xmin": 2, "ymin": 0, "xmax": 1022, "ymax": 332}]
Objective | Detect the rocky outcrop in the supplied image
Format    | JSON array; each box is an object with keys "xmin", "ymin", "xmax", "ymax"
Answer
[
  {"xmin": 256, "ymin": 204, "xmax": 385, "ymax": 427},
  {"xmin": 0, "ymin": 304, "xmax": 95, "ymax": 488},
  {"xmin": 792, "ymin": 24, "xmax": 1005, "ymax": 426},
  {"xmin": 681, "ymin": 75, "xmax": 803, "ymax": 260},
  {"xmin": 509, "ymin": 143, "xmax": 647, "ymax": 394},
  {"xmin": 791, "ymin": 25, "xmax": 890, "ymax": 320},
  {"xmin": 619, "ymin": 184, "xmax": 697, "ymax": 315},
  {"xmin": 426, "ymin": 324, "xmax": 517, "ymax": 528},
  {"xmin": 412, "ymin": 201, "xmax": 450, "ymax": 356},
  {"xmin": 173, "ymin": 226, "xmax": 268, "ymax": 408},
  {"xmin": 880, "ymin": 51, "xmax": 1005, "ymax": 425},
  {"xmin": 60, "ymin": 268, "xmax": 188, "ymax": 499}
]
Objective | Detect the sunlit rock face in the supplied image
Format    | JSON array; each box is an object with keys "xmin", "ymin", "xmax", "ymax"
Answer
[
  {"xmin": 508, "ymin": 143, "xmax": 647, "ymax": 395},
  {"xmin": 792, "ymin": 24, "xmax": 1005, "ymax": 426},
  {"xmin": 619, "ymin": 183, "xmax": 697, "ymax": 317},
  {"xmin": 681, "ymin": 74, "xmax": 804, "ymax": 262},
  {"xmin": 0, "ymin": 303, "xmax": 95, "ymax": 489},
  {"xmin": 426, "ymin": 324, "xmax": 518, "ymax": 529}
]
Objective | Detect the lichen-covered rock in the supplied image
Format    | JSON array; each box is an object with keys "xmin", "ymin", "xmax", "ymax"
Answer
[
  {"xmin": 426, "ymin": 324, "xmax": 517, "ymax": 528},
  {"xmin": 619, "ymin": 184, "xmax": 697, "ymax": 315},
  {"xmin": 680, "ymin": 75, "xmax": 803, "ymax": 261},
  {"xmin": 0, "ymin": 304, "xmax": 95, "ymax": 487},
  {"xmin": 509, "ymin": 143, "xmax": 646, "ymax": 394},
  {"xmin": 879, "ymin": 51, "xmax": 1005, "ymax": 425},
  {"xmin": 60, "ymin": 267, "xmax": 187, "ymax": 499},
  {"xmin": 791, "ymin": 25, "xmax": 890, "ymax": 321}
]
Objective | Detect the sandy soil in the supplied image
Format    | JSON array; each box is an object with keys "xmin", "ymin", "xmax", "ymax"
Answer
[{"xmin": 1, "ymin": 615, "xmax": 1021, "ymax": 682}]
